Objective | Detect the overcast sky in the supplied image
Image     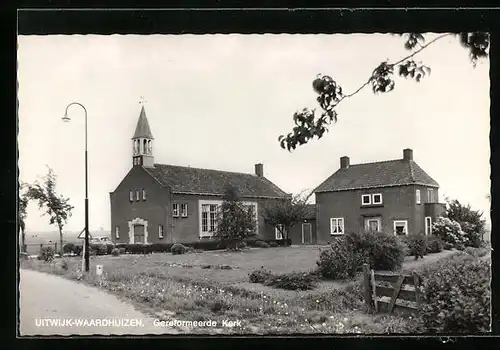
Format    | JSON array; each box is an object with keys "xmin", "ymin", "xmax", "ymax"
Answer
[{"xmin": 18, "ymin": 34, "xmax": 490, "ymax": 233}]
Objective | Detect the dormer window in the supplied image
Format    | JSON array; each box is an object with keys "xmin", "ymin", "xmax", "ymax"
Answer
[
  {"xmin": 361, "ymin": 194, "xmax": 371, "ymax": 205},
  {"xmin": 372, "ymin": 193, "xmax": 382, "ymax": 205}
]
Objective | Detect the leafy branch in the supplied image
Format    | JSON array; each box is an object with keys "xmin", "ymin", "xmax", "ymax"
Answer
[{"xmin": 279, "ymin": 32, "xmax": 490, "ymax": 151}]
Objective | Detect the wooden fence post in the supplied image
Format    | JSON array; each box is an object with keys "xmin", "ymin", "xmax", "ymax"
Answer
[
  {"xmin": 370, "ymin": 269, "xmax": 378, "ymax": 313},
  {"xmin": 362, "ymin": 264, "xmax": 372, "ymax": 312},
  {"xmin": 388, "ymin": 273, "xmax": 405, "ymax": 314},
  {"xmin": 413, "ymin": 271, "xmax": 421, "ymax": 309}
]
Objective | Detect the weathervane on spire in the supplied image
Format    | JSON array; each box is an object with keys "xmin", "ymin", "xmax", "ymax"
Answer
[{"xmin": 139, "ymin": 96, "xmax": 147, "ymax": 106}]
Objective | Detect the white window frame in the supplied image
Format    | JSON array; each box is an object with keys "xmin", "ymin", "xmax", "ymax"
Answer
[
  {"xmin": 115, "ymin": 226, "xmax": 120, "ymax": 239},
  {"xmin": 393, "ymin": 220, "xmax": 408, "ymax": 236},
  {"xmin": 172, "ymin": 203, "xmax": 179, "ymax": 217},
  {"xmin": 129, "ymin": 191, "xmax": 134, "ymax": 202},
  {"xmin": 181, "ymin": 203, "xmax": 188, "ymax": 218},
  {"xmin": 427, "ymin": 188, "xmax": 434, "ymax": 203},
  {"xmin": 416, "ymin": 189, "xmax": 421, "ymax": 204},
  {"xmin": 372, "ymin": 193, "xmax": 383, "ymax": 205},
  {"xmin": 365, "ymin": 217, "xmax": 381, "ymax": 232},
  {"xmin": 425, "ymin": 217, "xmax": 432, "ymax": 235},
  {"xmin": 199, "ymin": 200, "xmax": 223, "ymax": 238},
  {"xmin": 135, "ymin": 190, "xmax": 140, "ymax": 201},
  {"xmin": 330, "ymin": 217, "xmax": 345, "ymax": 235},
  {"xmin": 242, "ymin": 201, "xmax": 259, "ymax": 234},
  {"xmin": 142, "ymin": 189, "xmax": 146, "ymax": 201},
  {"xmin": 158, "ymin": 224, "xmax": 164, "ymax": 238},
  {"xmin": 361, "ymin": 194, "xmax": 371, "ymax": 206},
  {"xmin": 275, "ymin": 224, "xmax": 284, "ymax": 240}
]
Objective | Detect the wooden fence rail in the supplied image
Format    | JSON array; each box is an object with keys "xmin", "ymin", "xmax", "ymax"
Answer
[{"xmin": 362, "ymin": 263, "xmax": 422, "ymax": 315}]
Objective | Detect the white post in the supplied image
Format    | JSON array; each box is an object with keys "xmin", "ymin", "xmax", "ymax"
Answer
[{"xmin": 82, "ymin": 239, "xmax": 86, "ymax": 272}]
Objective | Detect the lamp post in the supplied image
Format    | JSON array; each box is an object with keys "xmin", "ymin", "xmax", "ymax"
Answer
[{"xmin": 63, "ymin": 102, "xmax": 90, "ymax": 272}]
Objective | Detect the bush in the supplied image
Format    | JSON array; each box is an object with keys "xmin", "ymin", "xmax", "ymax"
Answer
[
  {"xmin": 171, "ymin": 243, "xmax": 187, "ymax": 255},
  {"xmin": 268, "ymin": 241, "xmax": 279, "ymax": 247},
  {"xmin": 73, "ymin": 244, "xmax": 83, "ymax": 256},
  {"xmin": 60, "ymin": 259, "xmax": 69, "ymax": 270},
  {"xmin": 316, "ymin": 237, "xmax": 366, "ymax": 280},
  {"xmin": 118, "ymin": 247, "xmax": 126, "ymax": 255},
  {"xmin": 254, "ymin": 240, "xmax": 270, "ymax": 248},
  {"xmin": 432, "ymin": 217, "xmax": 466, "ymax": 249},
  {"xmin": 39, "ymin": 246, "xmax": 55, "ymax": 262},
  {"xmin": 346, "ymin": 231, "xmax": 406, "ymax": 271},
  {"xmin": 111, "ymin": 248, "xmax": 120, "ymax": 256},
  {"xmin": 420, "ymin": 254, "xmax": 490, "ymax": 333},
  {"xmin": 266, "ymin": 272, "xmax": 317, "ymax": 291},
  {"xmin": 249, "ymin": 268, "xmax": 273, "ymax": 283},
  {"xmin": 63, "ymin": 243, "xmax": 76, "ymax": 254},
  {"xmin": 105, "ymin": 244, "xmax": 114, "ymax": 255},
  {"xmin": 402, "ymin": 234, "xmax": 427, "ymax": 260},
  {"xmin": 90, "ymin": 243, "xmax": 108, "ymax": 255},
  {"xmin": 426, "ymin": 235, "xmax": 444, "ymax": 254},
  {"xmin": 236, "ymin": 241, "xmax": 247, "ymax": 250}
]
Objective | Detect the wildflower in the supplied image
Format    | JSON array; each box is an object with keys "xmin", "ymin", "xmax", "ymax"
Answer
[
  {"xmin": 330, "ymin": 316, "xmax": 334, "ymax": 319},
  {"xmin": 343, "ymin": 317, "xmax": 348, "ymax": 322},
  {"xmin": 316, "ymin": 300, "xmax": 319, "ymax": 303}
]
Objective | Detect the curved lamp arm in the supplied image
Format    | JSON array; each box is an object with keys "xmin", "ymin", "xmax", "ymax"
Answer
[{"xmin": 63, "ymin": 102, "xmax": 88, "ymax": 150}]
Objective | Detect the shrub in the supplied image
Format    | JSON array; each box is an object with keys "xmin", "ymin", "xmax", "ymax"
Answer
[
  {"xmin": 420, "ymin": 254, "xmax": 490, "ymax": 333},
  {"xmin": 254, "ymin": 240, "xmax": 270, "ymax": 248},
  {"xmin": 432, "ymin": 217, "xmax": 466, "ymax": 249},
  {"xmin": 268, "ymin": 241, "xmax": 279, "ymax": 247},
  {"xmin": 346, "ymin": 231, "xmax": 406, "ymax": 271},
  {"xmin": 403, "ymin": 234, "xmax": 427, "ymax": 260},
  {"xmin": 38, "ymin": 246, "xmax": 55, "ymax": 262},
  {"xmin": 249, "ymin": 267, "xmax": 274, "ymax": 283},
  {"xmin": 111, "ymin": 248, "xmax": 120, "ymax": 256},
  {"xmin": 236, "ymin": 241, "xmax": 247, "ymax": 250},
  {"xmin": 426, "ymin": 235, "xmax": 444, "ymax": 254},
  {"xmin": 105, "ymin": 244, "xmax": 115, "ymax": 255},
  {"xmin": 63, "ymin": 243, "xmax": 75, "ymax": 254},
  {"xmin": 91, "ymin": 244, "xmax": 108, "ymax": 255},
  {"xmin": 73, "ymin": 244, "xmax": 83, "ymax": 256},
  {"xmin": 60, "ymin": 259, "xmax": 69, "ymax": 270},
  {"xmin": 118, "ymin": 247, "xmax": 126, "ymax": 255},
  {"xmin": 185, "ymin": 246, "xmax": 195, "ymax": 254},
  {"xmin": 316, "ymin": 237, "xmax": 366, "ymax": 280},
  {"xmin": 171, "ymin": 243, "xmax": 187, "ymax": 255},
  {"xmin": 266, "ymin": 272, "xmax": 317, "ymax": 291}
]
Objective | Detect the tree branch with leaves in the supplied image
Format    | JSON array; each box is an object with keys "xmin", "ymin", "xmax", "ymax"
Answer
[
  {"xmin": 279, "ymin": 32, "xmax": 490, "ymax": 151},
  {"xmin": 26, "ymin": 166, "xmax": 74, "ymax": 256}
]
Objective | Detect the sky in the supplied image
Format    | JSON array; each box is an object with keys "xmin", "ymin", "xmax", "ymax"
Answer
[{"xmin": 17, "ymin": 34, "xmax": 490, "ymax": 233}]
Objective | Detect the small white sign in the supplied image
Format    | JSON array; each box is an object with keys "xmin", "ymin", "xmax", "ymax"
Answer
[{"xmin": 96, "ymin": 265, "xmax": 103, "ymax": 276}]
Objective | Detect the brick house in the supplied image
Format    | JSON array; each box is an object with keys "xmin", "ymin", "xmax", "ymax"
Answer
[
  {"xmin": 109, "ymin": 106, "xmax": 290, "ymax": 245},
  {"xmin": 314, "ymin": 148, "xmax": 446, "ymax": 244}
]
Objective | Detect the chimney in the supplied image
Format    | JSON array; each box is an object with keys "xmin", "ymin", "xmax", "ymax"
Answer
[
  {"xmin": 403, "ymin": 148, "xmax": 413, "ymax": 161},
  {"xmin": 340, "ymin": 156, "xmax": 350, "ymax": 169},
  {"xmin": 255, "ymin": 163, "xmax": 264, "ymax": 177}
]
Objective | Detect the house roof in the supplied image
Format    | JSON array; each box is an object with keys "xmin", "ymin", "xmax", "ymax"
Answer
[
  {"xmin": 132, "ymin": 106, "xmax": 154, "ymax": 139},
  {"xmin": 314, "ymin": 159, "xmax": 439, "ymax": 193},
  {"xmin": 144, "ymin": 164, "xmax": 289, "ymax": 198}
]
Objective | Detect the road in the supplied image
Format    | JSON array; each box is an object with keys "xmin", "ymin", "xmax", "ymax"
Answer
[{"xmin": 19, "ymin": 269, "xmax": 175, "ymax": 335}]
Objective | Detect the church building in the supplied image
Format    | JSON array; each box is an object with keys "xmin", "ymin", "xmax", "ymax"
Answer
[{"xmin": 109, "ymin": 106, "xmax": 290, "ymax": 245}]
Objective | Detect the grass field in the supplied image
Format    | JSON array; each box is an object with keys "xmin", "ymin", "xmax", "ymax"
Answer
[{"xmin": 21, "ymin": 246, "xmax": 461, "ymax": 334}]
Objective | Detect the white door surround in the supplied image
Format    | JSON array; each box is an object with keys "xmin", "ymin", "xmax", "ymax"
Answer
[{"xmin": 128, "ymin": 217, "xmax": 149, "ymax": 244}]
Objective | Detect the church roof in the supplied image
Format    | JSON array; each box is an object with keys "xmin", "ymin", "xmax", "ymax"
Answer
[
  {"xmin": 132, "ymin": 106, "xmax": 154, "ymax": 139},
  {"xmin": 144, "ymin": 164, "xmax": 289, "ymax": 199}
]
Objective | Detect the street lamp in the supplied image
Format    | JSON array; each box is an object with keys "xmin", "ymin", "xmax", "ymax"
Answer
[{"xmin": 63, "ymin": 102, "xmax": 90, "ymax": 273}]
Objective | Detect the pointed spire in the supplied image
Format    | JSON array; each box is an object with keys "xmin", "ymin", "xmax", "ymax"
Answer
[{"xmin": 132, "ymin": 105, "xmax": 154, "ymax": 139}]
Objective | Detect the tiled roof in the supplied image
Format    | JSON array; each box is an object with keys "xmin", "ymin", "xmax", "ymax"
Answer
[
  {"xmin": 132, "ymin": 106, "xmax": 154, "ymax": 139},
  {"xmin": 314, "ymin": 159, "xmax": 439, "ymax": 193},
  {"xmin": 144, "ymin": 164, "xmax": 288, "ymax": 198}
]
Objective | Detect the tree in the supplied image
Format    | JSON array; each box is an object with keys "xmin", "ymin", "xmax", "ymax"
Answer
[
  {"xmin": 279, "ymin": 32, "xmax": 490, "ymax": 151},
  {"xmin": 444, "ymin": 198, "xmax": 486, "ymax": 247},
  {"xmin": 214, "ymin": 186, "xmax": 257, "ymax": 250},
  {"xmin": 263, "ymin": 190, "xmax": 312, "ymax": 246},
  {"xmin": 18, "ymin": 182, "xmax": 30, "ymax": 252},
  {"xmin": 27, "ymin": 167, "xmax": 74, "ymax": 256}
]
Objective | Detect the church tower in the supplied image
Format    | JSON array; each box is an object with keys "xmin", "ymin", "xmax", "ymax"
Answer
[{"xmin": 132, "ymin": 105, "xmax": 154, "ymax": 168}]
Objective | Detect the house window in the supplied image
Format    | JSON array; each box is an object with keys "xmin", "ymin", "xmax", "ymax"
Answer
[
  {"xmin": 209, "ymin": 204, "xmax": 218, "ymax": 232},
  {"xmin": 330, "ymin": 218, "xmax": 344, "ymax": 235},
  {"xmin": 361, "ymin": 194, "xmax": 371, "ymax": 206},
  {"xmin": 158, "ymin": 224, "xmax": 164, "ymax": 238},
  {"xmin": 365, "ymin": 218, "xmax": 381, "ymax": 232},
  {"xmin": 275, "ymin": 224, "xmax": 284, "ymax": 240},
  {"xmin": 181, "ymin": 204, "xmax": 188, "ymax": 217},
  {"xmin": 427, "ymin": 188, "xmax": 434, "ymax": 203},
  {"xmin": 242, "ymin": 202, "xmax": 258, "ymax": 234},
  {"xmin": 425, "ymin": 217, "xmax": 432, "ymax": 235},
  {"xmin": 129, "ymin": 191, "xmax": 134, "ymax": 202},
  {"xmin": 142, "ymin": 189, "xmax": 146, "ymax": 200},
  {"xmin": 372, "ymin": 193, "xmax": 382, "ymax": 205},
  {"xmin": 135, "ymin": 190, "xmax": 140, "ymax": 201},
  {"xmin": 173, "ymin": 203, "xmax": 179, "ymax": 217},
  {"xmin": 393, "ymin": 220, "xmax": 408, "ymax": 236},
  {"xmin": 416, "ymin": 189, "xmax": 421, "ymax": 204},
  {"xmin": 115, "ymin": 226, "xmax": 119, "ymax": 239}
]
